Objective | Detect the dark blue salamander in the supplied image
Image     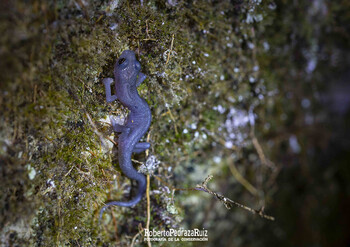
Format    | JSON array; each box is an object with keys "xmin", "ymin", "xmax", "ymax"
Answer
[{"xmin": 99, "ymin": 50, "xmax": 151, "ymax": 220}]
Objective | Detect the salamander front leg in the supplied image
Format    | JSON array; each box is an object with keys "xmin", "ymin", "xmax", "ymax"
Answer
[
  {"xmin": 136, "ymin": 72, "xmax": 147, "ymax": 87},
  {"xmin": 103, "ymin": 78, "xmax": 118, "ymax": 103},
  {"xmin": 133, "ymin": 142, "xmax": 150, "ymax": 153}
]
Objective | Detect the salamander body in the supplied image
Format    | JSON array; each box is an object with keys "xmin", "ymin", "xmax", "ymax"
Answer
[{"xmin": 99, "ymin": 50, "xmax": 151, "ymax": 220}]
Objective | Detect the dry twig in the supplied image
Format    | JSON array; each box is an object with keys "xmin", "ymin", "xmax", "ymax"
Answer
[
  {"xmin": 130, "ymin": 224, "xmax": 144, "ymax": 247},
  {"xmin": 165, "ymin": 34, "xmax": 175, "ymax": 65},
  {"xmin": 195, "ymin": 175, "xmax": 275, "ymax": 221},
  {"xmin": 145, "ymin": 132, "xmax": 152, "ymax": 247},
  {"xmin": 228, "ymin": 162, "xmax": 258, "ymax": 196}
]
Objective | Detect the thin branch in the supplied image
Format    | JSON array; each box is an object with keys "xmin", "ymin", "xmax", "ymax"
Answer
[
  {"xmin": 145, "ymin": 132, "xmax": 152, "ymax": 247},
  {"xmin": 152, "ymin": 173, "xmax": 274, "ymax": 220},
  {"xmin": 228, "ymin": 162, "xmax": 258, "ymax": 196},
  {"xmin": 130, "ymin": 224, "xmax": 144, "ymax": 247},
  {"xmin": 165, "ymin": 34, "xmax": 175, "ymax": 65},
  {"xmin": 161, "ymin": 108, "xmax": 178, "ymax": 134},
  {"xmin": 195, "ymin": 175, "xmax": 275, "ymax": 221},
  {"xmin": 143, "ymin": 20, "xmax": 156, "ymax": 41},
  {"xmin": 146, "ymin": 174, "xmax": 151, "ymax": 247},
  {"xmin": 85, "ymin": 112, "xmax": 109, "ymax": 149},
  {"xmin": 249, "ymin": 107, "xmax": 275, "ymax": 169},
  {"xmin": 251, "ymin": 131, "xmax": 275, "ymax": 169},
  {"xmin": 111, "ymin": 210, "xmax": 119, "ymax": 243},
  {"xmin": 131, "ymin": 159, "xmax": 144, "ymax": 165}
]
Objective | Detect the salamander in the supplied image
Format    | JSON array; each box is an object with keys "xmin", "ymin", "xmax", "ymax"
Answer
[{"xmin": 99, "ymin": 50, "xmax": 151, "ymax": 220}]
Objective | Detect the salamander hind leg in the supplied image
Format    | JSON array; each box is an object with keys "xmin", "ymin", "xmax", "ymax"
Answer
[{"xmin": 133, "ymin": 142, "xmax": 150, "ymax": 153}]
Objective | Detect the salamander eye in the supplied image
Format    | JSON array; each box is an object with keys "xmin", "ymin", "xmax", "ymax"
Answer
[
  {"xmin": 118, "ymin": 58, "xmax": 126, "ymax": 65},
  {"xmin": 117, "ymin": 57, "xmax": 128, "ymax": 69}
]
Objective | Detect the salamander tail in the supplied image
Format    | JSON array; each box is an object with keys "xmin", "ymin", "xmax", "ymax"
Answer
[{"xmin": 99, "ymin": 174, "xmax": 146, "ymax": 222}]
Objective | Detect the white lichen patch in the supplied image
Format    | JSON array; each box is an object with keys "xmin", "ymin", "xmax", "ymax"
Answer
[
  {"xmin": 98, "ymin": 116, "xmax": 111, "ymax": 125},
  {"xmin": 26, "ymin": 164, "xmax": 36, "ymax": 180},
  {"xmin": 138, "ymin": 155, "xmax": 161, "ymax": 175},
  {"xmin": 167, "ymin": 203, "xmax": 178, "ymax": 214}
]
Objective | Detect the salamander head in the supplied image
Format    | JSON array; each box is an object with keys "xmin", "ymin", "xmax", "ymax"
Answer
[{"xmin": 114, "ymin": 50, "xmax": 141, "ymax": 85}]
